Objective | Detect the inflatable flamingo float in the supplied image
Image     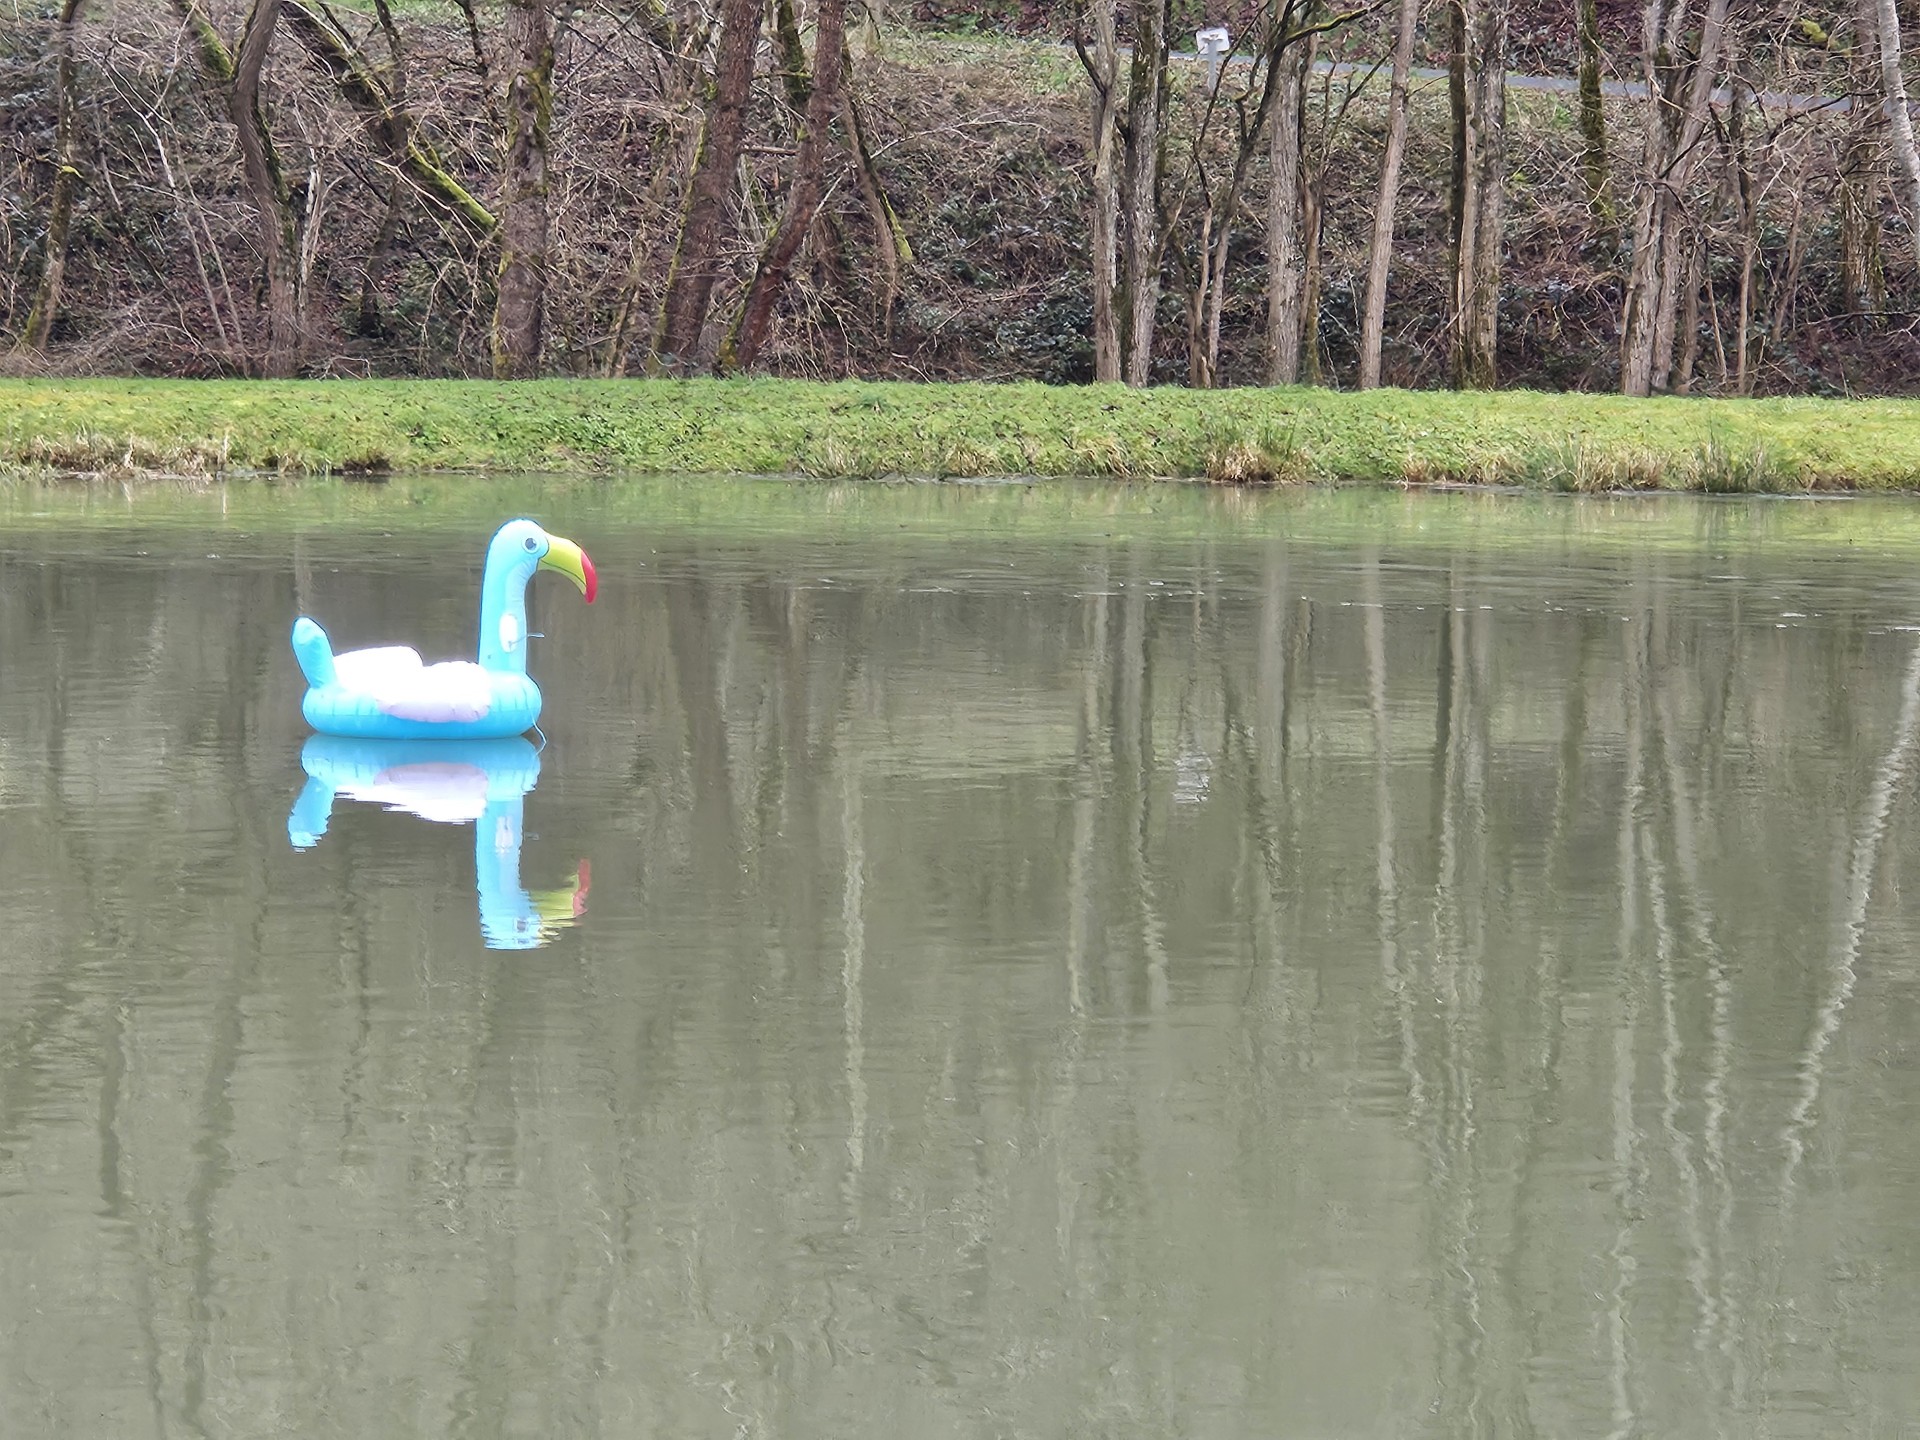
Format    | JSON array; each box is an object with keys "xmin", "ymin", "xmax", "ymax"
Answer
[{"xmin": 292, "ymin": 518, "xmax": 596, "ymax": 740}]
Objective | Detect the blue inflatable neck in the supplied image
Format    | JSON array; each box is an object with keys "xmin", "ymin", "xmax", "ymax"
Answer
[
  {"xmin": 477, "ymin": 524, "xmax": 540, "ymax": 674},
  {"xmin": 474, "ymin": 797, "xmax": 554, "ymax": 950}
]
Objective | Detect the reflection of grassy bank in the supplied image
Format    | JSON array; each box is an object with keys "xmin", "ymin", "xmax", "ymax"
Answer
[
  {"xmin": 15, "ymin": 471, "xmax": 1920, "ymax": 560},
  {"xmin": 6, "ymin": 377, "xmax": 1920, "ymax": 492}
]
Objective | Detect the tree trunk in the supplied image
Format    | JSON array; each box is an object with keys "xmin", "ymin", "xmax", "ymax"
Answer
[
  {"xmin": 1674, "ymin": 236, "xmax": 1703, "ymax": 393},
  {"xmin": 1299, "ymin": 58, "xmax": 1325, "ymax": 387},
  {"xmin": 354, "ymin": 0, "xmax": 407, "ymax": 336},
  {"xmin": 722, "ymin": 0, "xmax": 849, "ymax": 371},
  {"xmin": 1189, "ymin": 207, "xmax": 1216, "ymax": 387},
  {"xmin": 1357, "ymin": 0, "xmax": 1418, "ymax": 389},
  {"xmin": 604, "ymin": 8, "xmax": 707, "ymax": 375},
  {"xmin": 1198, "ymin": 4, "xmax": 1353, "ymax": 389},
  {"xmin": 652, "ymin": 0, "xmax": 764, "ymax": 373},
  {"xmin": 1121, "ymin": 0, "xmax": 1171, "ymax": 386},
  {"xmin": 1874, "ymin": 0, "xmax": 1920, "ymax": 254},
  {"xmin": 1202, "ymin": 209, "xmax": 1228, "ymax": 385},
  {"xmin": 1620, "ymin": 0, "xmax": 1730, "ymax": 396},
  {"xmin": 1080, "ymin": 0, "xmax": 1124, "ymax": 382},
  {"xmin": 770, "ymin": 0, "xmax": 813, "ymax": 113},
  {"xmin": 1729, "ymin": 61, "xmax": 1760, "ymax": 392},
  {"xmin": 1266, "ymin": 22, "xmax": 1310, "ymax": 385},
  {"xmin": 1617, "ymin": 2, "xmax": 1669, "ymax": 396},
  {"xmin": 1448, "ymin": 0, "xmax": 1505, "ymax": 390},
  {"xmin": 229, "ymin": 0, "xmax": 303, "ymax": 377},
  {"xmin": 1190, "ymin": 4, "xmax": 1313, "ymax": 389},
  {"xmin": 492, "ymin": 0, "xmax": 554, "ymax": 378},
  {"xmin": 842, "ymin": 88, "xmax": 911, "ymax": 349},
  {"xmin": 1575, "ymin": 0, "xmax": 1614, "ymax": 239},
  {"xmin": 1840, "ymin": 0, "xmax": 1886, "ymax": 323},
  {"xmin": 19, "ymin": 0, "xmax": 86, "ymax": 352}
]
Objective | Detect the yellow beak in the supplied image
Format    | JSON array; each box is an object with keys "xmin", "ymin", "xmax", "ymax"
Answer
[
  {"xmin": 538, "ymin": 534, "xmax": 597, "ymax": 603},
  {"xmin": 531, "ymin": 861, "xmax": 591, "ymax": 932}
]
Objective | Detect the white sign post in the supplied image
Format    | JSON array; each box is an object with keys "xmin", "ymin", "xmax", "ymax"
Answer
[{"xmin": 1195, "ymin": 26, "xmax": 1231, "ymax": 93}]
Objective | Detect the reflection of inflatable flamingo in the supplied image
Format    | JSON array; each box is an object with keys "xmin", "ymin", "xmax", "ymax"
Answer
[
  {"xmin": 292, "ymin": 519, "xmax": 597, "ymax": 740},
  {"xmin": 289, "ymin": 735, "xmax": 589, "ymax": 950}
]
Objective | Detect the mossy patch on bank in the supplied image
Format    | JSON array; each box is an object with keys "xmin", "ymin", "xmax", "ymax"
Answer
[{"xmin": 4, "ymin": 377, "xmax": 1920, "ymax": 492}]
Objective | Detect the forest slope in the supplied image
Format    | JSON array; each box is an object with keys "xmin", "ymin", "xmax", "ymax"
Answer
[{"xmin": 2, "ymin": 4, "xmax": 1913, "ymax": 397}]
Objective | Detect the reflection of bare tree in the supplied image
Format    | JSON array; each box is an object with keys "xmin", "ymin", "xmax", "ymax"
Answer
[
  {"xmin": 665, "ymin": 573, "xmax": 742, "ymax": 884},
  {"xmin": 1779, "ymin": 636, "xmax": 1920, "ymax": 1193},
  {"xmin": 1051, "ymin": 574, "xmax": 1108, "ymax": 1334},
  {"xmin": 1065, "ymin": 576, "xmax": 1109, "ymax": 1022},
  {"xmin": 181, "ymin": 768, "xmax": 275, "ymax": 1434},
  {"xmin": 1604, "ymin": 600, "xmax": 1652, "ymax": 1440},
  {"xmin": 1647, "ymin": 602, "xmax": 1736, "ymax": 1408},
  {"xmin": 0, "ymin": 557, "xmax": 310, "ymax": 1436},
  {"xmin": 1112, "ymin": 556, "xmax": 1170, "ymax": 1017},
  {"xmin": 1512, "ymin": 610, "xmax": 1595, "ymax": 1145},
  {"xmin": 1228, "ymin": 541, "xmax": 1307, "ymax": 1088},
  {"xmin": 1425, "ymin": 581, "xmax": 1541, "ymax": 1437},
  {"xmin": 1363, "ymin": 551, "xmax": 1426, "ymax": 1120},
  {"xmin": 94, "ymin": 987, "xmax": 170, "ymax": 1435},
  {"xmin": 1257, "ymin": 542, "xmax": 1289, "ymax": 764},
  {"xmin": 839, "ymin": 690, "xmax": 868, "ymax": 1202}
]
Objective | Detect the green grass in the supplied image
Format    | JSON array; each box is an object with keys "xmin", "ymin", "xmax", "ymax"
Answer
[{"xmin": 4, "ymin": 377, "xmax": 1920, "ymax": 492}]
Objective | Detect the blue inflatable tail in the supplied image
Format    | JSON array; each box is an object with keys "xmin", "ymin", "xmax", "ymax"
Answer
[{"xmin": 291, "ymin": 616, "xmax": 337, "ymax": 687}]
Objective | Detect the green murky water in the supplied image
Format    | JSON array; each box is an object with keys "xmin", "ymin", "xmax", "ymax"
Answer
[{"xmin": 5, "ymin": 479, "xmax": 1920, "ymax": 1438}]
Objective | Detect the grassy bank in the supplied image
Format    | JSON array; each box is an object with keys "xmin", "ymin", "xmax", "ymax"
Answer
[{"xmin": 5, "ymin": 377, "xmax": 1920, "ymax": 492}]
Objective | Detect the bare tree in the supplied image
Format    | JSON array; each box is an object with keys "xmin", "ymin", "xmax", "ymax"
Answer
[
  {"xmin": 1183, "ymin": 2, "xmax": 1371, "ymax": 388},
  {"xmin": 1295, "ymin": 30, "xmax": 1330, "ymax": 384},
  {"xmin": 165, "ymin": 0, "xmax": 308, "ymax": 375},
  {"xmin": 1838, "ymin": 0, "xmax": 1886, "ymax": 322},
  {"xmin": 234, "ymin": 0, "xmax": 306, "ymax": 376},
  {"xmin": 720, "ymin": 0, "xmax": 850, "ymax": 372},
  {"xmin": 1448, "ymin": 0, "xmax": 1505, "ymax": 389},
  {"xmin": 1358, "ymin": 0, "xmax": 1420, "ymax": 389},
  {"xmin": 652, "ymin": 0, "xmax": 764, "ymax": 373},
  {"xmin": 349, "ymin": 0, "xmax": 407, "ymax": 338},
  {"xmin": 1069, "ymin": 0, "xmax": 1176, "ymax": 386},
  {"xmin": 278, "ymin": 1, "xmax": 496, "ymax": 234},
  {"xmin": 1620, "ymin": 0, "xmax": 1732, "ymax": 397},
  {"xmin": 1266, "ymin": 6, "xmax": 1312, "ymax": 385},
  {"xmin": 1574, "ymin": 0, "xmax": 1614, "ymax": 238},
  {"xmin": 842, "ymin": 90, "xmax": 913, "ymax": 354},
  {"xmin": 602, "ymin": 1, "xmax": 714, "ymax": 375},
  {"xmin": 492, "ymin": 0, "xmax": 555, "ymax": 378},
  {"xmin": 279, "ymin": 0, "xmax": 498, "ymax": 348},
  {"xmin": 18, "ymin": 0, "xmax": 86, "ymax": 353},
  {"xmin": 1121, "ymin": 0, "xmax": 1172, "ymax": 386},
  {"xmin": 13, "ymin": 0, "xmax": 1913, "ymax": 394},
  {"xmin": 1873, "ymin": 0, "xmax": 1920, "ymax": 248},
  {"xmin": 1075, "ymin": 0, "xmax": 1124, "ymax": 381},
  {"xmin": 1725, "ymin": 52, "xmax": 1760, "ymax": 392}
]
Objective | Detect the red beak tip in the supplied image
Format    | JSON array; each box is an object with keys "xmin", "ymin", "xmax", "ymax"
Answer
[{"xmin": 582, "ymin": 552, "xmax": 598, "ymax": 604}]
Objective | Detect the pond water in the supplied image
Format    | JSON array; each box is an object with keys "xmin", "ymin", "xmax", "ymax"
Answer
[{"xmin": 4, "ymin": 478, "xmax": 1920, "ymax": 1438}]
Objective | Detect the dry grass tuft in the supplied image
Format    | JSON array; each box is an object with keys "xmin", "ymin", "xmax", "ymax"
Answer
[
  {"xmin": 1204, "ymin": 442, "xmax": 1310, "ymax": 486},
  {"xmin": 12, "ymin": 430, "xmax": 222, "ymax": 480},
  {"xmin": 1202, "ymin": 420, "xmax": 1313, "ymax": 486},
  {"xmin": 1069, "ymin": 432, "xmax": 1137, "ymax": 478}
]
